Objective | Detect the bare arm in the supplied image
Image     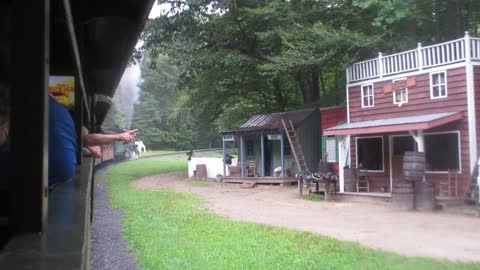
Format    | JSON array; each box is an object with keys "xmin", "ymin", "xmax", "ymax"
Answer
[{"xmin": 83, "ymin": 129, "xmax": 138, "ymax": 146}]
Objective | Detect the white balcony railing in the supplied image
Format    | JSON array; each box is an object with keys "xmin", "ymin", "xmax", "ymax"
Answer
[{"xmin": 347, "ymin": 32, "xmax": 480, "ymax": 83}]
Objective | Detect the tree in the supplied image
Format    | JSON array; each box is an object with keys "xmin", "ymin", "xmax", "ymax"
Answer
[{"xmin": 133, "ymin": 0, "xmax": 480, "ymax": 143}]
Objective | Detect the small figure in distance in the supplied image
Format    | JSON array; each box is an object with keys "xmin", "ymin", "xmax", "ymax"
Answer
[{"xmin": 186, "ymin": 150, "xmax": 194, "ymax": 161}]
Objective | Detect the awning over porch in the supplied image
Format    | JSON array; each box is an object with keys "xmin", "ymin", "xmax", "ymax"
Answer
[{"xmin": 324, "ymin": 112, "xmax": 463, "ymax": 136}]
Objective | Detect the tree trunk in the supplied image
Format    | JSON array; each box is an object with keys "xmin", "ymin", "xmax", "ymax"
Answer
[
  {"xmin": 296, "ymin": 67, "xmax": 319, "ymax": 105},
  {"xmin": 318, "ymin": 67, "xmax": 326, "ymax": 97},
  {"xmin": 454, "ymin": 0, "xmax": 464, "ymax": 37},
  {"xmin": 406, "ymin": 0, "xmax": 418, "ymax": 47},
  {"xmin": 272, "ymin": 76, "xmax": 285, "ymax": 112},
  {"xmin": 334, "ymin": 68, "xmax": 340, "ymax": 105}
]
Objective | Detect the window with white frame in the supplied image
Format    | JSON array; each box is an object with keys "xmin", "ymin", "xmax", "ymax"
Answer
[
  {"xmin": 356, "ymin": 137, "xmax": 383, "ymax": 171},
  {"xmin": 425, "ymin": 132, "xmax": 460, "ymax": 172},
  {"xmin": 325, "ymin": 137, "xmax": 337, "ymax": 162},
  {"xmin": 430, "ymin": 71, "xmax": 447, "ymax": 99},
  {"xmin": 361, "ymin": 84, "xmax": 374, "ymax": 108},
  {"xmin": 392, "ymin": 79, "xmax": 408, "ymax": 105}
]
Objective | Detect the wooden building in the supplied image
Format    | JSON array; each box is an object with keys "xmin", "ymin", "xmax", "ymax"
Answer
[
  {"xmin": 220, "ymin": 109, "xmax": 321, "ymax": 184},
  {"xmin": 320, "ymin": 106, "xmax": 347, "ymax": 165},
  {"xmin": 325, "ymin": 33, "xmax": 480, "ymax": 202}
]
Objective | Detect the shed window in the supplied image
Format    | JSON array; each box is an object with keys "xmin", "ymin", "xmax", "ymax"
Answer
[
  {"xmin": 361, "ymin": 84, "xmax": 374, "ymax": 108},
  {"xmin": 430, "ymin": 71, "xmax": 447, "ymax": 99},
  {"xmin": 326, "ymin": 137, "xmax": 337, "ymax": 162},
  {"xmin": 356, "ymin": 137, "xmax": 383, "ymax": 171},
  {"xmin": 425, "ymin": 132, "xmax": 460, "ymax": 172}
]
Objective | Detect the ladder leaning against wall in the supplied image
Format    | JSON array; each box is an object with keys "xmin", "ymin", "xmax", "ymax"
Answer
[{"xmin": 281, "ymin": 119, "xmax": 308, "ymax": 173}]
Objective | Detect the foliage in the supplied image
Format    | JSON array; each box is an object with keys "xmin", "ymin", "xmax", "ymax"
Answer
[
  {"xmin": 130, "ymin": 0, "xmax": 480, "ymax": 146},
  {"xmin": 102, "ymin": 97, "xmax": 126, "ymax": 131},
  {"xmin": 104, "ymin": 158, "xmax": 480, "ymax": 270},
  {"xmin": 132, "ymin": 53, "xmax": 210, "ymax": 150}
]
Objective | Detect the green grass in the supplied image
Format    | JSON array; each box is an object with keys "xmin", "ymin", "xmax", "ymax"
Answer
[
  {"xmin": 104, "ymin": 158, "xmax": 480, "ymax": 270},
  {"xmin": 139, "ymin": 148, "xmax": 224, "ymax": 158},
  {"xmin": 139, "ymin": 150, "xmax": 178, "ymax": 157},
  {"xmin": 302, "ymin": 193, "xmax": 326, "ymax": 201}
]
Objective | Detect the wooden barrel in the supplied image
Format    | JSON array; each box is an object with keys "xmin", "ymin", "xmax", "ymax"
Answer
[
  {"xmin": 195, "ymin": 164, "xmax": 207, "ymax": 180},
  {"xmin": 392, "ymin": 182, "xmax": 414, "ymax": 210},
  {"xmin": 415, "ymin": 181, "xmax": 435, "ymax": 211},
  {"xmin": 228, "ymin": 166, "xmax": 241, "ymax": 177},
  {"xmin": 343, "ymin": 168, "xmax": 357, "ymax": 192},
  {"xmin": 403, "ymin": 151, "xmax": 425, "ymax": 181}
]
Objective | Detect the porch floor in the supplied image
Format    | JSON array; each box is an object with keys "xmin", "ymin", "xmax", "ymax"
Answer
[
  {"xmin": 336, "ymin": 192, "xmax": 392, "ymax": 203},
  {"xmin": 223, "ymin": 176, "xmax": 297, "ymax": 184}
]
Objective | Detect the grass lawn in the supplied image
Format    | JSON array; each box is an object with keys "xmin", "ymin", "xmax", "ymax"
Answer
[
  {"xmin": 139, "ymin": 148, "xmax": 224, "ymax": 158},
  {"xmin": 104, "ymin": 158, "xmax": 480, "ymax": 270},
  {"xmin": 139, "ymin": 150, "xmax": 178, "ymax": 157}
]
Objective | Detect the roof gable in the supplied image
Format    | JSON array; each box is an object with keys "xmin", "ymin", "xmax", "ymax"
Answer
[{"xmin": 222, "ymin": 108, "xmax": 316, "ymax": 134}]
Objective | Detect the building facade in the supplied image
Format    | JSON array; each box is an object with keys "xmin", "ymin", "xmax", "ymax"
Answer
[{"xmin": 325, "ymin": 33, "xmax": 480, "ymax": 200}]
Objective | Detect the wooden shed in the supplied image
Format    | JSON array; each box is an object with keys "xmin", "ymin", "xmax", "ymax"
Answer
[{"xmin": 220, "ymin": 108, "xmax": 321, "ymax": 184}]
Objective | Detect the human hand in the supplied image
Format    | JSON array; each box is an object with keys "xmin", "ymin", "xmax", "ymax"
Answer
[
  {"xmin": 117, "ymin": 129, "xmax": 138, "ymax": 143},
  {"xmin": 87, "ymin": 146, "xmax": 102, "ymax": 158}
]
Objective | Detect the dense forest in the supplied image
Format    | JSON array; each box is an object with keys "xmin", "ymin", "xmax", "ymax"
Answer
[{"xmin": 125, "ymin": 0, "xmax": 480, "ymax": 150}]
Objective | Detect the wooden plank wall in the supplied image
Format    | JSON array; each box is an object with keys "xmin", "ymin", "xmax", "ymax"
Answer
[
  {"xmin": 321, "ymin": 107, "xmax": 347, "ymax": 131},
  {"xmin": 349, "ymin": 67, "xmax": 468, "ymax": 122},
  {"xmin": 297, "ymin": 110, "xmax": 321, "ymax": 172}
]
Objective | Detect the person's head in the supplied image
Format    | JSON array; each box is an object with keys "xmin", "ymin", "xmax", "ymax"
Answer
[{"xmin": 0, "ymin": 83, "xmax": 10, "ymax": 145}]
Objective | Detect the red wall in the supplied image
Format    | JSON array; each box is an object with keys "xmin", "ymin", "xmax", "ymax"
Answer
[
  {"xmin": 474, "ymin": 66, "xmax": 480, "ymax": 159},
  {"xmin": 348, "ymin": 67, "xmax": 468, "ymax": 122},
  {"xmin": 347, "ymin": 67, "xmax": 473, "ymax": 195},
  {"xmin": 321, "ymin": 107, "xmax": 347, "ymax": 131}
]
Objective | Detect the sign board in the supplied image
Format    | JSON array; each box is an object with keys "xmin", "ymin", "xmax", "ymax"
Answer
[
  {"xmin": 383, "ymin": 77, "xmax": 416, "ymax": 93},
  {"xmin": 49, "ymin": 76, "xmax": 75, "ymax": 110},
  {"xmin": 223, "ymin": 135, "xmax": 235, "ymax": 142},
  {"xmin": 267, "ymin": 134, "xmax": 282, "ymax": 140}
]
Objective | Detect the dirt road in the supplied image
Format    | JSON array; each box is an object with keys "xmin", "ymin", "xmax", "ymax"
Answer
[{"xmin": 133, "ymin": 173, "xmax": 480, "ymax": 262}]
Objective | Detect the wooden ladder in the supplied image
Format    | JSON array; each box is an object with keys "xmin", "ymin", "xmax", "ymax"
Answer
[{"xmin": 281, "ymin": 119, "xmax": 308, "ymax": 173}]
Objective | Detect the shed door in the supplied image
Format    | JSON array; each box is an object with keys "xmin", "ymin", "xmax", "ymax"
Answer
[{"xmin": 391, "ymin": 136, "xmax": 415, "ymax": 187}]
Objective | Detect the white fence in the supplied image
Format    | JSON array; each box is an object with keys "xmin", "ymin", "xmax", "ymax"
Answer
[
  {"xmin": 188, "ymin": 157, "xmax": 238, "ymax": 178},
  {"xmin": 347, "ymin": 32, "xmax": 480, "ymax": 83}
]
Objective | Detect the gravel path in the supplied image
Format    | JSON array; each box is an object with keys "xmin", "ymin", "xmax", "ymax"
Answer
[
  {"xmin": 133, "ymin": 173, "xmax": 480, "ymax": 262},
  {"xmin": 90, "ymin": 168, "xmax": 139, "ymax": 270}
]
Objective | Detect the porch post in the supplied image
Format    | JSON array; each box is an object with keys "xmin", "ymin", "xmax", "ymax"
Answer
[
  {"xmin": 417, "ymin": 130, "xmax": 425, "ymax": 152},
  {"xmin": 338, "ymin": 136, "xmax": 346, "ymax": 192},
  {"xmin": 409, "ymin": 130, "xmax": 426, "ymax": 182},
  {"xmin": 240, "ymin": 135, "xmax": 245, "ymax": 177},
  {"xmin": 281, "ymin": 133, "xmax": 285, "ymax": 177},
  {"xmin": 260, "ymin": 133, "xmax": 265, "ymax": 177},
  {"xmin": 222, "ymin": 136, "xmax": 226, "ymax": 176},
  {"xmin": 409, "ymin": 130, "xmax": 425, "ymax": 152},
  {"xmin": 378, "ymin": 52, "xmax": 383, "ymax": 78}
]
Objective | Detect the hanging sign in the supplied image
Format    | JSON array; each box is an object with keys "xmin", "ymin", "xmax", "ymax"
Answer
[
  {"xmin": 383, "ymin": 77, "xmax": 416, "ymax": 93},
  {"xmin": 223, "ymin": 135, "xmax": 235, "ymax": 142},
  {"xmin": 267, "ymin": 134, "xmax": 282, "ymax": 140}
]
